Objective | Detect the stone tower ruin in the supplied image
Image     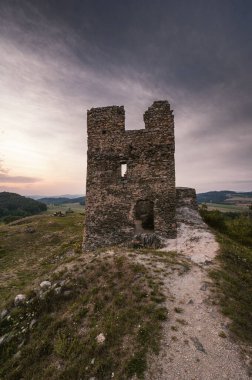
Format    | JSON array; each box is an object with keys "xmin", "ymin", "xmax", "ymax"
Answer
[{"xmin": 83, "ymin": 100, "xmax": 182, "ymax": 250}]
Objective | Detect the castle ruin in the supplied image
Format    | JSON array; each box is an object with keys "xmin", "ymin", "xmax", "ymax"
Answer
[{"xmin": 84, "ymin": 101, "xmax": 196, "ymax": 250}]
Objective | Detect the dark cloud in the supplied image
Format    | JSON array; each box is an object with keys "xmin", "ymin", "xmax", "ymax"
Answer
[{"xmin": 0, "ymin": 0, "xmax": 251, "ymax": 193}]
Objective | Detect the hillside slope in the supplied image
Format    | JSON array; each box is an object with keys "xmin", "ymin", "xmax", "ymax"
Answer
[
  {"xmin": 0, "ymin": 210, "xmax": 251, "ymax": 379},
  {"xmin": 197, "ymin": 190, "xmax": 252, "ymax": 204},
  {"xmin": 38, "ymin": 196, "xmax": 85, "ymax": 205},
  {"xmin": 0, "ymin": 192, "xmax": 47, "ymax": 223},
  {"xmin": 0, "ymin": 213, "xmax": 176, "ymax": 379}
]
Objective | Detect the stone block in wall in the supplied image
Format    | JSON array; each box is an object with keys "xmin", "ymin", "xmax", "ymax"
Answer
[{"xmin": 176, "ymin": 187, "xmax": 198, "ymax": 210}]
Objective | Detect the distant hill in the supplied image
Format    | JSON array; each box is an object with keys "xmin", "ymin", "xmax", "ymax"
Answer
[
  {"xmin": 0, "ymin": 192, "xmax": 47, "ymax": 223},
  {"xmin": 197, "ymin": 190, "xmax": 252, "ymax": 204},
  {"xmin": 30, "ymin": 194, "xmax": 83, "ymax": 200},
  {"xmin": 38, "ymin": 196, "xmax": 85, "ymax": 205}
]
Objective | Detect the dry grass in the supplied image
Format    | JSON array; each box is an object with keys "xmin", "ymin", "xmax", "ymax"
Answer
[
  {"xmin": 0, "ymin": 214, "xmax": 170, "ymax": 379},
  {"xmin": 0, "ymin": 213, "xmax": 83, "ymax": 308}
]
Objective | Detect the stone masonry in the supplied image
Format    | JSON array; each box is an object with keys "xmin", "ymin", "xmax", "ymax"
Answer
[
  {"xmin": 176, "ymin": 187, "xmax": 198, "ymax": 210},
  {"xmin": 83, "ymin": 101, "xmax": 196, "ymax": 251}
]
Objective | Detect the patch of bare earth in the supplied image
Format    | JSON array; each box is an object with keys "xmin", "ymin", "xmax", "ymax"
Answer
[{"xmin": 143, "ymin": 207, "xmax": 250, "ymax": 380}]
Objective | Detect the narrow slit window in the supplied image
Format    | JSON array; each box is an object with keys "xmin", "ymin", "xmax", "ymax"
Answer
[{"xmin": 121, "ymin": 163, "xmax": 127, "ymax": 178}]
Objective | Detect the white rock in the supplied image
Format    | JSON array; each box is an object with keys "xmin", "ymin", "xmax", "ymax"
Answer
[
  {"xmin": 0, "ymin": 335, "xmax": 7, "ymax": 345},
  {"xmin": 29, "ymin": 319, "xmax": 37, "ymax": 329},
  {"xmin": 40, "ymin": 281, "xmax": 51, "ymax": 289},
  {"xmin": 0, "ymin": 309, "xmax": 8, "ymax": 319},
  {"xmin": 14, "ymin": 294, "xmax": 26, "ymax": 306},
  {"xmin": 96, "ymin": 333, "xmax": 105, "ymax": 344}
]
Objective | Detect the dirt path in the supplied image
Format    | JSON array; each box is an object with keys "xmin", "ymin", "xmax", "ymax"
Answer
[{"xmin": 144, "ymin": 207, "xmax": 250, "ymax": 380}]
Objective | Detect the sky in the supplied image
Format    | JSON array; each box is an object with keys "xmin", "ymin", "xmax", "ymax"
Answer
[{"xmin": 0, "ymin": 0, "xmax": 251, "ymax": 196}]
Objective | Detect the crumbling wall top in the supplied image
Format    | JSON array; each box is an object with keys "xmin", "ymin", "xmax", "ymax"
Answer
[
  {"xmin": 87, "ymin": 105, "xmax": 125, "ymax": 115},
  {"xmin": 176, "ymin": 187, "xmax": 198, "ymax": 210},
  {"xmin": 144, "ymin": 100, "xmax": 173, "ymax": 129},
  {"xmin": 87, "ymin": 105, "xmax": 125, "ymax": 137}
]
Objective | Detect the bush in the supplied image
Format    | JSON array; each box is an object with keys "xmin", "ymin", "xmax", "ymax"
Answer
[
  {"xmin": 2, "ymin": 215, "xmax": 23, "ymax": 224},
  {"xmin": 200, "ymin": 209, "xmax": 252, "ymax": 248},
  {"xmin": 202, "ymin": 208, "xmax": 252, "ymax": 343},
  {"xmin": 200, "ymin": 209, "xmax": 226, "ymax": 232},
  {"xmin": 226, "ymin": 216, "xmax": 252, "ymax": 247}
]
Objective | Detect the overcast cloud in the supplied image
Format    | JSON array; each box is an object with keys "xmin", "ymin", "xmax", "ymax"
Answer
[{"xmin": 0, "ymin": 0, "xmax": 251, "ymax": 195}]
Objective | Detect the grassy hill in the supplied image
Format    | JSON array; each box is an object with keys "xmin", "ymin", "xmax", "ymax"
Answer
[
  {"xmin": 1, "ymin": 202, "xmax": 251, "ymax": 378},
  {"xmin": 197, "ymin": 191, "xmax": 252, "ymax": 212},
  {"xmin": 197, "ymin": 190, "xmax": 252, "ymax": 204},
  {"xmin": 0, "ymin": 192, "xmax": 47, "ymax": 224},
  {"xmin": 197, "ymin": 191, "xmax": 236, "ymax": 204},
  {"xmin": 200, "ymin": 208, "xmax": 252, "ymax": 343},
  {"xmin": 38, "ymin": 196, "xmax": 85, "ymax": 205},
  {"xmin": 0, "ymin": 211, "xmax": 186, "ymax": 379}
]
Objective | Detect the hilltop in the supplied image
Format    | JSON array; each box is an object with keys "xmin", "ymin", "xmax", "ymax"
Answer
[
  {"xmin": 0, "ymin": 206, "xmax": 251, "ymax": 379},
  {"xmin": 0, "ymin": 192, "xmax": 47, "ymax": 224},
  {"xmin": 0, "ymin": 211, "xmax": 171, "ymax": 379}
]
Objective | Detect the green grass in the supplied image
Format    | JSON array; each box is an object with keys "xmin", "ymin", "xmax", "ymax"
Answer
[
  {"xmin": 200, "ymin": 209, "xmax": 252, "ymax": 343},
  {"xmin": 0, "ymin": 253, "xmax": 167, "ymax": 379},
  {"xmin": 204, "ymin": 202, "xmax": 247, "ymax": 213},
  {"xmin": 0, "ymin": 213, "xmax": 171, "ymax": 379},
  {"xmin": 0, "ymin": 213, "xmax": 84, "ymax": 308},
  {"xmin": 45, "ymin": 202, "xmax": 84, "ymax": 214}
]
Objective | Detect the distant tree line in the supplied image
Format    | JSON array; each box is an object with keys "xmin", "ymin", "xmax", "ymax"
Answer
[
  {"xmin": 197, "ymin": 190, "xmax": 252, "ymax": 204},
  {"xmin": 38, "ymin": 196, "xmax": 85, "ymax": 206},
  {"xmin": 0, "ymin": 192, "xmax": 47, "ymax": 223}
]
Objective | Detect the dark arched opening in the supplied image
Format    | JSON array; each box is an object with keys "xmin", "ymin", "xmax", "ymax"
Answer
[{"xmin": 134, "ymin": 200, "xmax": 154, "ymax": 232}]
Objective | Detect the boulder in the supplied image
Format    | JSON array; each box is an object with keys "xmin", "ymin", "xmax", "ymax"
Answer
[
  {"xmin": 39, "ymin": 280, "xmax": 52, "ymax": 289},
  {"xmin": 0, "ymin": 309, "xmax": 8, "ymax": 319},
  {"xmin": 96, "ymin": 333, "xmax": 105, "ymax": 344},
  {"xmin": 14, "ymin": 294, "xmax": 26, "ymax": 306}
]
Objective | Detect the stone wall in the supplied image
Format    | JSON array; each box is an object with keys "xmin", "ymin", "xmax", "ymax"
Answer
[
  {"xmin": 176, "ymin": 187, "xmax": 198, "ymax": 210},
  {"xmin": 84, "ymin": 101, "xmax": 177, "ymax": 250}
]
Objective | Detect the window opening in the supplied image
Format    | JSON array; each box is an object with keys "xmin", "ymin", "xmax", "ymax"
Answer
[{"xmin": 121, "ymin": 163, "xmax": 127, "ymax": 178}]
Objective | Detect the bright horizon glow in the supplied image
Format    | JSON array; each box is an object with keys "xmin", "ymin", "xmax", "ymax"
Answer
[{"xmin": 0, "ymin": 1, "xmax": 251, "ymax": 196}]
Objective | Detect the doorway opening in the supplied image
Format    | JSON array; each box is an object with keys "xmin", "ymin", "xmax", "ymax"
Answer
[{"xmin": 134, "ymin": 199, "xmax": 154, "ymax": 232}]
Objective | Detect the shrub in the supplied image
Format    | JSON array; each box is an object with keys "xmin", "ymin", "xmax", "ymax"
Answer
[{"xmin": 200, "ymin": 209, "xmax": 226, "ymax": 232}]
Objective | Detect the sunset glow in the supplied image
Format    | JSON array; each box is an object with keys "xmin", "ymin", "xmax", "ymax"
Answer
[{"xmin": 0, "ymin": 1, "xmax": 251, "ymax": 196}]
